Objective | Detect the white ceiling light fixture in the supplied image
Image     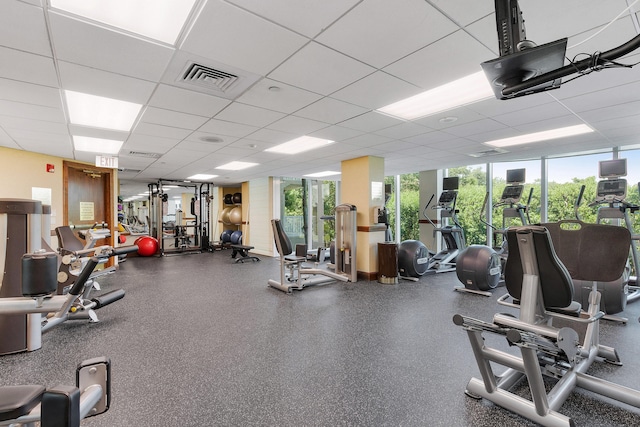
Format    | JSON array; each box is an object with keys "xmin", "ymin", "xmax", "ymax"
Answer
[
  {"xmin": 73, "ymin": 136, "xmax": 124, "ymax": 155},
  {"xmin": 265, "ymin": 136, "xmax": 335, "ymax": 155},
  {"xmin": 187, "ymin": 174, "xmax": 218, "ymax": 180},
  {"xmin": 304, "ymin": 171, "xmax": 342, "ymax": 178},
  {"xmin": 50, "ymin": 0, "xmax": 198, "ymax": 45},
  {"xmin": 215, "ymin": 161, "xmax": 258, "ymax": 171},
  {"xmin": 483, "ymin": 124, "xmax": 594, "ymax": 148},
  {"xmin": 65, "ymin": 90, "xmax": 142, "ymax": 131},
  {"xmin": 377, "ymin": 71, "xmax": 494, "ymax": 120}
]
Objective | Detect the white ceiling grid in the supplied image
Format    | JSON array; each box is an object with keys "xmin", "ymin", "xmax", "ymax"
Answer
[{"xmin": 0, "ymin": 0, "xmax": 637, "ymax": 196}]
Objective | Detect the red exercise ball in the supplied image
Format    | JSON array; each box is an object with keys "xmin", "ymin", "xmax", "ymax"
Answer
[{"xmin": 136, "ymin": 236, "xmax": 158, "ymax": 257}]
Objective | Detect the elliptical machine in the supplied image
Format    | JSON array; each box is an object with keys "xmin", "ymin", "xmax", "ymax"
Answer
[
  {"xmin": 455, "ymin": 168, "xmax": 532, "ymax": 296},
  {"xmin": 568, "ymin": 158, "xmax": 640, "ymax": 322},
  {"xmin": 423, "ymin": 177, "xmax": 466, "ymax": 274}
]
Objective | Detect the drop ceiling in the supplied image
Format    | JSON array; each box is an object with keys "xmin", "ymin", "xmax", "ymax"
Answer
[{"xmin": 1, "ymin": 0, "xmax": 640, "ymax": 198}]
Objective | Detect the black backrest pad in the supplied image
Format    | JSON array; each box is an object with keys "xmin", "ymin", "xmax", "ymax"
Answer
[
  {"xmin": 541, "ymin": 221, "xmax": 630, "ymax": 282},
  {"xmin": 56, "ymin": 226, "xmax": 84, "ymax": 251},
  {"xmin": 271, "ymin": 219, "xmax": 293, "ymax": 256},
  {"xmin": 504, "ymin": 226, "xmax": 574, "ymax": 309}
]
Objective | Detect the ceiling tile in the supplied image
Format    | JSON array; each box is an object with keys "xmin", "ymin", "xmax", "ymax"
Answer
[
  {"xmin": 213, "ymin": 103, "xmax": 286, "ymax": 128},
  {"xmin": 225, "ymin": 0, "xmax": 360, "ymax": 38},
  {"xmin": 0, "ymin": 79, "xmax": 61, "ymax": 108},
  {"xmin": 269, "ymin": 42, "xmax": 375, "ymax": 95},
  {"xmin": 140, "ymin": 107, "xmax": 209, "ymax": 130},
  {"xmin": 198, "ymin": 119, "xmax": 259, "ymax": 138},
  {"xmin": 330, "ymin": 71, "xmax": 420, "ymax": 109},
  {"xmin": 426, "ymin": 0, "xmax": 494, "ymax": 27},
  {"xmin": 58, "ymin": 61, "xmax": 156, "ymax": 104},
  {"xmin": 0, "ymin": 100, "xmax": 65, "ymax": 123},
  {"xmin": 316, "ymin": 0, "xmax": 459, "ymax": 68},
  {"xmin": 294, "ymin": 97, "xmax": 368, "ymax": 124},
  {"xmin": 181, "ymin": 0, "xmax": 307, "ymax": 76},
  {"xmin": 234, "ymin": 78, "xmax": 322, "ymax": 114},
  {"xmin": 148, "ymin": 84, "xmax": 231, "ymax": 117},
  {"xmin": 384, "ymin": 30, "xmax": 495, "ymax": 89},
  {"xmin": 0, "ymin": 1, "xmax": 51, "ymax": 56},
  {"xmin": 49, "ymin": 12, "xmax": 175, "ymax": 81},
  {"xmin": 267, "ymin": 116, "xmax": 329, "ymax": 135},
  {"xmin": 0, "ymin": 46, "xmax": 58, "ymax": 87},
  {"xmin": 338, "ymin": 111, "xmax": 403, "ymax": 132}
]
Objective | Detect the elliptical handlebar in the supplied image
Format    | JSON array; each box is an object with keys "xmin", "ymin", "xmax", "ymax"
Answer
[
  {"xmin": 575, "ymin": 184, "xmax": 586, "ymax": 220},
  {"xmin": 422, "ymin": 194, "xmax": 436, "ymax": 227}
]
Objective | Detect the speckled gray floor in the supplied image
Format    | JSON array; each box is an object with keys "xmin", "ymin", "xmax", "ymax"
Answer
[{"xmin": 2, "ymin": 250, "xmax": 640, "ymax": 426}]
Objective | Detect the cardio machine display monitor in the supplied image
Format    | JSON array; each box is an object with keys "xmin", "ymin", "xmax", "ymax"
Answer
[
  {"xmin": 599, "ymin": 158, "xmax": 627, "ymax": 178},
  {"xmin": 443, "ymin": 176, "xmax": 459, "ymax": 191},
  {"xmin": 506, "ymin": 168, "xmax": 525, "ymax": 184}
]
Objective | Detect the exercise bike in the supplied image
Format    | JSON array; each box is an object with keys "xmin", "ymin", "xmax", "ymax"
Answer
[{"xmin": 0, "ymin": 357, "xmax": 112, "ymax": 426}]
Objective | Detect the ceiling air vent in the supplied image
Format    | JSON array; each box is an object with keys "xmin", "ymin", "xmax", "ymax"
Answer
[
  {"xmin": 468, "ymin": 148, "xmax": 508, "ymax": 158},
  {"xmin": 118, "ymin": 168, "xmax": 142, "ymax": 173},
  {"xmin": 180, "ymin": 62, "xmax": 239, "ymax": 93},
  {"xmin": 127, "ymin": 151, "xmax": 162, "ymax": 158}
]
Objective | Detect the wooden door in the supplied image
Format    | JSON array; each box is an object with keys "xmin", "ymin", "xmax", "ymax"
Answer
[{"xmin": 63, "ymin": 161, "xmax": 114, "ymax": 253}]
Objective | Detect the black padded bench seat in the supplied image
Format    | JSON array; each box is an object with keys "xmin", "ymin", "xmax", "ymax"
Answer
[
  {"xmin": 0, "ymin": 385, "xmax": 45, "ymax": 421},
  {"xmin": 230, "ymin": 245, "xmax": 260, "ymax": 263}
]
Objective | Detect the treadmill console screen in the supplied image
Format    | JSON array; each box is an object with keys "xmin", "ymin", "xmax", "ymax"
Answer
[
  {"xmin": 596, "ymin": 179, "xmax": 627, "ymax": 199},
  {"xmin": 500, "ymin": 184, "xmax": 524, "ymax": 202}
]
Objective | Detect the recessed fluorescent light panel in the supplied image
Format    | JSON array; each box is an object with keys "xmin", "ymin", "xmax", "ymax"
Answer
[
  {"xmin": 484, "ymin": 124, "xmax": 594, "ymax": 148},
  {"xmin": 377, "ymin": 71, "xmax": 494, "ymax": 120},
  {"xmin": 65, "ymin": 90, "xmax": 142, "ymax": 131},
  {"xmin": 304, "ymin": 171, "xmax": 341, "ymax": 178},
  {"xmin": 215, "ymin": 161, "xmax": 258, "ymax": 171},
  {"xmin": 265, "ymin": 136, "xmax": 335, "ymax": 155},
  {"xmin": 187, "ymin": 174, "xmax": 218, "ymax": 180},
  {"xmin": 50, "ymin": 0, "xmax": 198, "ymax": 45},
  {"xmin": 73, "ymin": 136, "xmax": 123, "ymax": 155}
]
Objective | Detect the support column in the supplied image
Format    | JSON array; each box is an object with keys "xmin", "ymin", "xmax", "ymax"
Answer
[{"xmin": 341, "ymin": 156, "xmax": 386, "ymax": 280}]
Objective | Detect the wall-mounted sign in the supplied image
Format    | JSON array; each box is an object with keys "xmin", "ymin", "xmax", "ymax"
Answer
[
  {"xmin": 95, "ymin": 155, "xmax": 118, "ymax": 169},
  {"xmin": 79, "ymin": 202, "xmax": 94, "ymax": 221}
]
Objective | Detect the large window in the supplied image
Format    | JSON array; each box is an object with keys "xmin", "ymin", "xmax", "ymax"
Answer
[
  {"xmin": 547, "ymin": 152, "xmax": 612, "ymax": 223},
  {"xmin": 447, "ymin": 164, "xmax": 486, "ymax": 245},
  {"xmin": 385, "ymin": 173, "xmax": 420, "ymax": 241}
]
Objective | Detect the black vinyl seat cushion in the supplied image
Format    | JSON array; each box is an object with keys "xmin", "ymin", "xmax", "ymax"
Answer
[{"xmin": 0, "ymin": 385, "xmax": 45, "ymax": 421}]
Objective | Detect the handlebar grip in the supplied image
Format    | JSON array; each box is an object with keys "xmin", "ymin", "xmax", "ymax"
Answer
[
  {"xmin": 576, "ymin": 184, "xmax": 585, "ymax": 207},
  {"xmin": 112, "ymin": 245, "xmax": 139, "ymax": 256}
]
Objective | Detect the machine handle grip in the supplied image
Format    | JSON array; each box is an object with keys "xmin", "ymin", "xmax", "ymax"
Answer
[
  {"xmin": 68, "ymin": 257, "xmax": 100, "ymax": 296},
  {"xmin": 111, "ymin": 245, "xmax": 138, "ymax": 256}
]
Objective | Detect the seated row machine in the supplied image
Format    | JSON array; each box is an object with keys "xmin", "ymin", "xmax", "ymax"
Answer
[
  {"xmin": 453, "ymin": 225, "xmax": 640, "ymax": 426},
  {"xmin": 268, "ymin": 219, "xmax": 348, "ymax": 293}
]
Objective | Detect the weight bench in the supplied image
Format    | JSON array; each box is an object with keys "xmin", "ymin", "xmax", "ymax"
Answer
[
  {"xmin": 230, "ymin": 244, "xmax": 260, "ymax": 263},
  {"xmin": 453, "ymin": 225, "xmax": 640, "ymax": 427}
]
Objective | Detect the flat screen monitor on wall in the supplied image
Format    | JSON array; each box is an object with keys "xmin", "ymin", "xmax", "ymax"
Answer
[
  {"xmin": 599, "ymin": 158, "xmax": 627, "ymax": 178},
  {"xmin": 443, "ymin": 177, "xmax": 460, "ymax": 191},
  {"xmin": 506, "ymin": 168, "xmax": 526, "ymax": 184}
]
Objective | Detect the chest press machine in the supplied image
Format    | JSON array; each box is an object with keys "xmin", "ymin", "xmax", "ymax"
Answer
[{"xmin": 453, "ymin": 224, "xmax": 640, "ymax": 427}]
